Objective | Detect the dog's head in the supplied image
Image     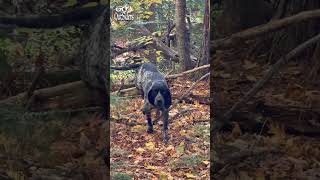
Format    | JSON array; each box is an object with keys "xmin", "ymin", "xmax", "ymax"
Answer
[{"xmin": 147, "ymin": 81, "xmax": 172, "ymax": 109}]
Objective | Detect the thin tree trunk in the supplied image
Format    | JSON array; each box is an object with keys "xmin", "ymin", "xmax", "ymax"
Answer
[
  {"xmin": 175, "ymin": 0, "xmax": 192, "ymax": 71},
  {"xmin": 79, "ymin": 6, "xmax": 109, "ymax": 118},
  {"xmin": 198, "ymin": 0, "xmax": 210, "ymax": 76},
  {"xmin": 145, "ymin": 3, "xmax": 157, "ymax": 64}
]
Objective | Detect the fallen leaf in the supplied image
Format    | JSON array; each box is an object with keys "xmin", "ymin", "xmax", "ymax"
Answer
[
  {"xmin": 136, "ymin": 147, "xmax": 145, "ymax": 154},
  {"xmin": 202, "ymin": 160, "xmax": 210, "ymax": 165},
  {"xmin": 185, "ymin": 172, "xmax": 197, "ymax": 179},
  {"xmin": 243, "ymin": 60, "xmax": 257, "ymax": 69},
  {"xmin": 165, "ymin": 145, "xmax": 175, "ymax": 156},
  {"xmin": 231, "ymin": 122, "xmax": 242, "ymax": 139},
  {"xmin": 177, "ymin": 142, "xmax": 185, "ymax": 154},
  {"xmin": 146, "ymin": 165, "xmax": 157, "ymax": 171},
  {"xmin": 246, "ymin": 74, "xmax": 257, "ymax": 81},
  {"xmin": 145, "ymin": 141, "xmax": 156, "ymax": 151}
]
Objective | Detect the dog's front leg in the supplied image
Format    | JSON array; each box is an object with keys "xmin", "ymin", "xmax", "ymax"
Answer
[
  {"xmin": 142, "ymin": 103, "xmax": 153, "ymax": 133},
  {"xmin": 162, "ymin": 109, "xmax": 170, "ymax": 142}
]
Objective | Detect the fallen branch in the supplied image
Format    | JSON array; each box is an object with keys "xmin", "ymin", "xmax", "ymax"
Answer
[
  {"xmin": 110, "ymin": 64, "xmax": 141, "ymax": 70},
  {"xmin": 111, "ymin": 43, "xmax": 147, "ymax": 58},
  {"xmin": 111, "ymin": 64, "xmax": 210, "ymax": 95},
  {"xmin": 179, "ymin": 72, "xmax": 210, "ymax": 100},
  {"xmin": 220, "ymin": 32, "xmax": 320, "ymax": 128},
  {"xmin": 0, "ymin": 81, "xmax": 85, "ymax": 105},
  {"xmin": 212, "ymin": 9, "xmax": 320, "ymax": 49},
  {"xmin": 166, "ymin": 64, "xmax": 210, "ymax": 79},
  {"xmin": 139, "ymin": 25, "xmax": 197, "ymax": 62},
  {"xmin": 0, "ymin": 6, "xmax": 107, "ymax": 29},
  {"xmin": 111, "ymin": 87, "xmax": 137, "ymax": 96}
]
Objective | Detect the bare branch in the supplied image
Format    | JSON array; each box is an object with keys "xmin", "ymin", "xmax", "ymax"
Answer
[
  {"xmin": 0, "ymin": 6, "xmax": 108, "ymax": 29},
  {"xmin": 212, "ymin": 9, "xmax": 320, "ymax": 49}
]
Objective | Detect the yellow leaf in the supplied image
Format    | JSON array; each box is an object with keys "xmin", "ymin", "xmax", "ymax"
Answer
[
  {"xmin": 179, "ymin": 130, "xmax": 186, "ymax": 136},
  {"xmin": 132, "ymin": 125, "xmax": 146, "ymax": 133},
  {"xmin": 145, "ymin": 41, "xmax": 154, "ymax": 45},
  {"xmin": 145, "ymin": 141, "xmax": 156, "ymax": 151},
  {"xmin": 63, "ymin": 0, "xmax": 77, "ymax": 7},
  {"xmin": 185, "ymin": 173, "xmax": 197, "ymax": 179},
  {"xmin": 159, "ymin": 172, "xmax": 168, "ymax": 180},
  {"xmin": 82, "ymin": 2, "xmax": 98, "ymax": 7},
  {"xmin": 156, "ymin": 51, "xmax": 162, "ymax": 56},
  {"xmin": 202, "ymin": 160, "xmax": 210, "ymax": 165},
  {"xmin": 136, "ymin": 147, "xmax": 145, "ymax": 154},
  {"xmin": 156, "ymin": 56, "xmax": 161, "ymax": 63},
  {"xmin": 143, "ymin": 58, "xmax": 149, "ymax": 63},
  {"xmin": 128, "ymin": 154, "xmax": 134, "ymax": 158},
  {"xmin": 177, "ymin": 142, "xmax": 185, "ymax": 154},
  {"xmin": 146, "ymin": 165, "xmax": 157, "ymax": 171}
]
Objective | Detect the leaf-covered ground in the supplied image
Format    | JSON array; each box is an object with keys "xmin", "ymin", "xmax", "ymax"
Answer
[
  {"xmin": 0, "ymin": 111, "xmax": 108, "ymax": 179},
  {"xmin": 111, "ymin": 77, "xmax": 210, "ymax": 179},
  {"xmin": 211, "ymin": 49, "xmax": 320, "ymax": 179}
]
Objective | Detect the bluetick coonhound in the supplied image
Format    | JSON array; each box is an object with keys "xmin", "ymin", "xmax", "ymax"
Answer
[{"xmin": 135, "ymin": 63, "xmax": 172, "ymax": 142}]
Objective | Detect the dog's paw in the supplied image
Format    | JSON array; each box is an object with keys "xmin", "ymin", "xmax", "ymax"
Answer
[
  {"xmin": 163, "ymin": 135, "xmax": 170, "ymax": 143},
  {"xmin": 147, "ymin": 128, "xmax": 154, "ymax": 134}
]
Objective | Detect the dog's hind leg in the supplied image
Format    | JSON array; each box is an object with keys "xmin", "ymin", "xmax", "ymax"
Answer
[{"xmin": 162, "ymin": 109, "xmax": 170, "ymax": 142}]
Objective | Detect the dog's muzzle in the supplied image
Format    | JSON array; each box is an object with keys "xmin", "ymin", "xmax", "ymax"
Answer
[{"xmin": 154, "ymin": 91, "xmax": 164, "ymax": 108}]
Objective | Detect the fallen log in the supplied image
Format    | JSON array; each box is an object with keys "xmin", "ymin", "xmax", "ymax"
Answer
[
  {"xmin": 138, "ymin": 25, "xmax": 198, "ymax": 63},
  {"xmin": 0, "ymin": 81, "xmax": 85, "ymax": 105},
  {"xmin": 214, "ymin": 102, "xmax": 320, "ymax": 136},
  {"xmin": 211, "ymin": 9, "xmax": 320, "ymax": 50},
  {"xmin": 14, "ymin": 70, "xmax": 81, "ymax": 86}
]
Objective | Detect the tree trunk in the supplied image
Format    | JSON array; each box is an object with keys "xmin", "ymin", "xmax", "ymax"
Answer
[
  {"xmin": 198, "ymin": 0, "xmax": 210, "ymax": 76},
  {"xmin": 215, "ymin": 0, "xmax": 273, "ymax": 37},
  {"xmin": 175, "ymin": 0, "xmax": 192, "ymax": 71},
  {"xmin": 145, "ymin": 3, "xmax": 157, "ymax": 64},
  {"xmin": 79, "ymin": 5, "xmax": 109, "ymax": 118}
]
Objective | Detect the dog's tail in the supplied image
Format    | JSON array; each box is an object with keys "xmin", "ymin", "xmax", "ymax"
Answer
[{"xmin": 110, "ymin": 64, "xmax": 142, "ymax": 70}]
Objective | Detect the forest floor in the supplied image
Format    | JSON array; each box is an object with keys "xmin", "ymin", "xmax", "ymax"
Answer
[
  {"xmin": 211, "ymin": 49, "xmax": 320, "ymax": 180},
  {"xmin": 0, "ymin": 107, "xmax": 108, "ymax": 179},
  {"xmin": 110, "ymin": 76, "xmax": 210, "ymax": 179}
]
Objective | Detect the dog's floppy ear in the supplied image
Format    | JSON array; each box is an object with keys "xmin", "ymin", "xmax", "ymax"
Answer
[
  {"xmin": 162, "ymin": 88, "xmax": 172, "ymax": 109},
  {"xmin": 147, "ymin": 86, "xmax": 157, "ymax": 106}
]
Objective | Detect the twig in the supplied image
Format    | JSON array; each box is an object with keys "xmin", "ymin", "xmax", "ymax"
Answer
[
  {"xmin": 166, "ymin": 64, "xmax": 210, "ymax": 79},
  {"xmin": 179, "ymin": 72, "xmax": 210, "ymax": 100},
  {"xmin": 220, "ymin": 32, "xmax": 320, "ymax": 127}
]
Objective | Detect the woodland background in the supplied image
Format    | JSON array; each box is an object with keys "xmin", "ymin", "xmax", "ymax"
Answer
[
  {"xmin": 0, "ymin": 0, "xmax": 210, "ymax": 179},
  {"xmin": 211, "ymin": 0, "xmax": 320, "ymax": 179},
  {"xmin": 110, "ymin": 0, "xmax": 210, "ymax": 179}
]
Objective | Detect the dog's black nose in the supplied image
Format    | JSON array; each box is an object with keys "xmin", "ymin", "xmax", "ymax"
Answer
[{"xmin": 157, "ymin": 99, "xmax": 163, "ymax": 105}]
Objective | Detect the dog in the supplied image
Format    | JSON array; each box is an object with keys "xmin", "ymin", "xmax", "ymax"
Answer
[{"xmin": 135, "ymin": 63, "xmax": 172, "ymax": 142}]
